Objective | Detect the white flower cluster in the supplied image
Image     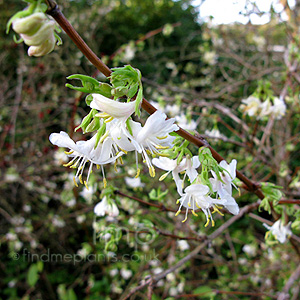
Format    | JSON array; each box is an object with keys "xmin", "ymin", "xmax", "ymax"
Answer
[
  {"xmin": 12, "ymin": 12, "xmax": 60, "ymax": 57},
  {"xmin": 240, "ymin": 96, "xmax": 286, "ymax": 120},
  {"xmin": 153, "ymin": 156, "xmax": 239, "ymax": 226},
  {"xmin": 50, "ymin": 94, "xmax": 178, "ymax": 189}
]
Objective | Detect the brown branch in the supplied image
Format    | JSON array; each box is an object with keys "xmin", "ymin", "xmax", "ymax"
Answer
[
  {"xmin": 277, "ymin": 264, "xmax": 300, "ymax": 300},
  {"xmin": 175, "ymin": 290, "xmax": 276, "ymax": 299},
  {"xmin": 114, "ymin": 190, "xmax": 178, "ymax": 213},
  {"xmin": 46, "ymin": 1, "xmax": 266, "ymax": 200}
]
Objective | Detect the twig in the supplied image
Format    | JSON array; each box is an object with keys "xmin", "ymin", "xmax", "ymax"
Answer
[
  {"xmin": 121, "ymin": 201, "xmax": 260, "ymax": 299},
  {"xmin": 277, "ymin": 264, "xmax": 300, "ymax": 300}
]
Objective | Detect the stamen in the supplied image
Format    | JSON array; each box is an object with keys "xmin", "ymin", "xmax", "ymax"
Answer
[
  {"xmin": 64, "ymin": 150, "xmax": 74, "ymax": 155},
  {"xmin": 104, "ymin": 116, "xmax": 114, "ymax": 123},
  {"xmin": 159, "ymin": 172, "xmax": 169, "ymax": 181},
  {"xmin": 100, "ymin": 131, "xmax": 109, "ymax": 143},
  {"xmin": 101, "ymin": 165, "xmax": 107, "ymax": 188},
  {"xmin": 212, "ymin": 206, "xmax": 224, "ymax": 216},
  {"xmin": 63, "ymin": 160, "xmax": 75, "ymax": 167},
  {"xmin": 149, "ymin": 166, "xmax": 156, "ymax": 177},
  {"xmin": 135, "ymin": 168, "xmax": 141, "ymax": 178},
  {"xmin": 95, "ymin": 112, "xmax": 110, "ymax": 118},
  {"xmin": 73, "ymin": 177, "xmax": 78, "ymax": 187},
  {"xmin": 155, "ymin": 145, "xmax": 169, "ymax": 150},
  {"xmin": 156, "ymin": 135, "xmax": 168, "ymax": 140},
  {"xmin": 119, "ymin": 148, "xmax": 128, "ymax": 154},
  {"xmin": 84, "ymin": 181, "xmax": 89, "ymax": 189},
  {"xmin": 176, "ymin": 199, "xmax": 180, "ymax": 204},
  {"xmin": 182, "ymin": 208, "xmax": 189, "ymax": 223},
  {"xmin": 175, "ymin": 209, "xmax": 181, "ymax": 216},
  {"xmin": 204, "ymin": 218, "xmax": 210, "ymax": 227},
  {"xmin": 97, "ymin": 164, "xmax": 100, "ymax": 169},
  {"xmin": 192, "ymin": 210, "xmax": 198, "ymax": 216},
  {"xmin": 79, "ymin": 174, "xmax": 84, "ymax": 184}
]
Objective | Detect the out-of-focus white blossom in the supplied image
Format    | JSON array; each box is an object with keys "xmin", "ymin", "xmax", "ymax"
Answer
[
  {"xmin": 94, "ymin": 196, "xmax": 119, "ymax": 217},
  {"xmin": 177, "ymin": 240, "xmax": 190, "ymax": 251},
  {"xmin": 263, "ymin": 220, "xmax": 292, "ymax": 244},
  {"xmin": 125, "ymin": 176, "xmax": 145, "ymax": 189},
  {"xmin": 120, "ymin": 268, "xmax": 132, "ymax": 280},
  {"xmin": 175, "ymin": 114, "xmax": 197, "ymax": 131},
  {"xmin": 240, "ymin": 96, "xmax": 261, "ymax": 117},
  {"xmin": 52, "ymin": 215, "xmax": 66, "ymax": 228},
  {"xmin": 204, "ymin": 128, "xmax": 225, "ymax": 139},
  {"xmin": 243, "ymin": 244, "xmax": 257, "ymax": 257}
]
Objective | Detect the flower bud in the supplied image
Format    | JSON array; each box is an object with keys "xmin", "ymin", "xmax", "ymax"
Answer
[
  {"xmin": 12, "ymin": 12, "xmax": 58, "ymax": 57},
  {"xmin": 12, "ymin": 12, "xmax": 46, "ymax": 35}
]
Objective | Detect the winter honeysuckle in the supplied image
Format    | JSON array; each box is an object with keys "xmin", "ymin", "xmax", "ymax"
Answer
[
  {"xmin": 130, "ymin": 111, "xmax": 179, "ymax": 177},
  {"xmin": 240, "ymin": 96, "xmax": 261, "ymax": 117},
  {"xmin": 263, "ymin": 220, "xmax": 292, "ymax": 244},
  {"xmin": 90, "ymin": 94, "xmax": 137, "ymax": 120},
  {"xmin": 124, "ymin": 176, "xmax": 145, "ymax": 189},
  {"xmin": 272, "ymin": 97, "xmax": 286, "ymax": 120},
  {"xmin": 94, "ymin": 196, "xmax": 119, "ymax": 217},
  {"xmin": 210, "ymin": 159, "xmax": 239, "ymax": 215},
  {"xmin": 49, "ymin": 131, "xmax": 123, "ymax": 187},
  {"xmin": 152, "ymin": 156, "xmax": 200, "ymax": 194},
  {"xmin": 176, "ymin": 184, "xmax": 226, "ymax": 225},
  {"xmin": 12, "ymin": 12, "xmax": 60, "ymax": 57}
]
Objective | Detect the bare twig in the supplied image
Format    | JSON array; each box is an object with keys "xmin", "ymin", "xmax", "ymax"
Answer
[
  {"xmin": 277, "ymin": 264, "xmax": 300, "ymax": 300},
  {"xmin": 121, "ymin": 201, "xmax": 260, "ymax": 299}
]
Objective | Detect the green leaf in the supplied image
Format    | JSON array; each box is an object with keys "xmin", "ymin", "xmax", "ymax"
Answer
[
  {"xmin": 27, "ymin": 264, "xmax": 39, "ymax": 287},
  {"xmin": 66, "ymin": 74, "xmax": 112, "ymax": 97}
]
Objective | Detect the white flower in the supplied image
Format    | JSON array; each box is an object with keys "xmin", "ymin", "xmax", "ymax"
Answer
[
  {"xmin": 125, "ymin": 176, "xmax": 145, "ymax": 188},
  {"xmin": 263, "ymin": 220, "xmax": 292, "ymax": 244},
  {"xmin": 175, "ymin": 114, "xmax": 197, "ymax": 131},
  {"xmin": 176, "ymin": 184, "xmax": 226, "ymax": 225},
  {"xmin": 128, "ymin": 111, "xmax": 179, "ymax": 177},
  {"xmin": 243, "ymin": 244, "xmax": 257, "ymax": 257},
  {"xmin": 53, "ymin": 150, "xmax": 68, "ymax": 166},
  {"xmin": 204, "ymin": 128, "xmax": 225, "ymax": 139},
  {"xmin": 259, "ymin": 99, "xmax": 273, "ymax": 119},
  {"xmin": 240, "ymin": 96, "xmax": 261, "ymax": 117},
  {"xmin": 76, "ymin": 215, "xmax": 86, "ymax": 224},
  {"xmin": 123, "ymin": 43, "xmax": 135, "ymax": 61},
  {"xmin": 210, "ymin": 159, "xmax": 239, "ymax": 215},
  {"xmin": 165, "ymin": 104, "xmax": 180, "ymax": 117},
  {"xmin": 109, "ymin": 269, "xmax": 119, "ymax": 277},
  {"xmin": 203, "ymin": 51, "xmax": 217, "ymax": 65},
  {"xmin": 80, "ymin": 184, "xmax": 96, "ymax": 204},
  {"xmin": 120, "ymin": 269, "xmax": 132, "ymax": 280},
  {"xmin": 12, "ymin": 12, "xmax": 58, "ymax": 57},
  {"xmin": 49, "ymin": 131, "xmax": 123, "ymax": 187},
  {"xmin": 271, "ymin": 97, "xmax": 286, "ymax": 120},
  {"xmin": 177, "ymin": 240, "xmax": 190, "ymax": 251},
  {"xmin": 153, "ymin": 155, "xmax": 200, "ymax": 194},
  {"xmin": 94, "ymin": 196, "xmax": 119, "ymax": 217},
  {"xmin": 90, "ymin": 94, "xmax": 136, "ymax": 120},
  {"xmin": 52, "ymin": 215, "xmax": 65, "ymax": 228}
]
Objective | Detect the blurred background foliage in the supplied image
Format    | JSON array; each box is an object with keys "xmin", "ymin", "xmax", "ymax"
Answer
[{"xmin": 1, "ymin": 0, "xmax": 300, "ymax": 299}]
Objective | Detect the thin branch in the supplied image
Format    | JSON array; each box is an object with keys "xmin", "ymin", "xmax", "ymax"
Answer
[
  {"xmin": 277, "ymin": 264, "xmax": 300, "ymax": 300},
  {"xmin": 45, "ymin": 1, "xmax": 265, "ymax": 200},
  {"xmin": 121, "ymin": 201, "xmax": 260, "ymax": 300}
]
